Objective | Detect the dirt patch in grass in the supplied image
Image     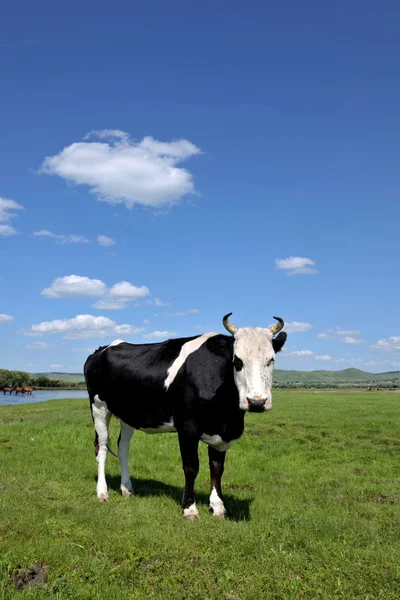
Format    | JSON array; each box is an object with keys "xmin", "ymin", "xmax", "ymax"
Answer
[{"xmin": 14, "ymin": 563, "xmax": 48, "ymax": 590}]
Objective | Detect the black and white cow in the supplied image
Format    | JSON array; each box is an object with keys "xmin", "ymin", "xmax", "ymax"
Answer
[{"xmin": 84, "ymin": 314, "xmax": 287, "ymax": 519}]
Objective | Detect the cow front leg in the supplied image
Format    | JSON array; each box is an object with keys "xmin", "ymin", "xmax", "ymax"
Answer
[
  {"xmin": 208, "ymin": 446, "xmax": 227, "ymax": 518},
  {"xmin": 178, "ymin": 432, "xmax": 200, "ymax": 520},
  {"xmin": 118, "ymin": 421, "xmax": 135, "ymax": 497}
]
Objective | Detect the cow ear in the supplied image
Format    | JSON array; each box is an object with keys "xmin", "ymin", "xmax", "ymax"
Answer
[
  {"xmin": 206, "ymin": 335, "xmax": 234, "ymax": 358},
  {"xmin": 272, "ymin": 331, "xmax": 287, "ymax": 353}
]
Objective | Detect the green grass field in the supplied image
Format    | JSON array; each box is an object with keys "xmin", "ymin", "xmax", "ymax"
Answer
[{"xmin": 0, "ymin": 390, "xmax": 399, "ymax": 599}]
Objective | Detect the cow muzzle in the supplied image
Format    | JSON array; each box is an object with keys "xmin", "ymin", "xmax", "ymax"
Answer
[{"xmin": 246, "ymin": 397, "xmax": 270, "ymax": 412}]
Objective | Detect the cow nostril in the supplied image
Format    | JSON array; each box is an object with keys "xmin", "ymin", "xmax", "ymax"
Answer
[{"xmin": 246, "ymin": 397, "xmax": 267, "ymax": 411}]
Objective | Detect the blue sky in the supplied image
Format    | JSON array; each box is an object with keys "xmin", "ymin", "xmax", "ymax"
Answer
[{"xmin": 1, "ymin": 0, "xmax": 400, "ymax": 373}]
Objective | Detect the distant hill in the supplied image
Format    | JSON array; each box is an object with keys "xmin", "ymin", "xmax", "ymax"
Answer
[
  {"xmin": 274, "ymin": 368, "xmax": 400, "ymax": 387},
  {"xmin": 34, "ymin": 368, "xmax": 400, "ymax": 388},
  {"xmin": 33, "ymin": 372, "xmax": 85, "ymax": 384}
]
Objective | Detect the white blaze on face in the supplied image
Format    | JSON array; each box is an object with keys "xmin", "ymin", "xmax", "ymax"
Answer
[{"xmin": 232, "ymin": 327, "xmax": 276, "ymax": 411}]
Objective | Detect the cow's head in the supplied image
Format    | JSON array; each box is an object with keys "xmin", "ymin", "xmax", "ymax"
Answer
[{"xmin": 223, "ymin": 313, "xmax": 287, "ymax": 412}]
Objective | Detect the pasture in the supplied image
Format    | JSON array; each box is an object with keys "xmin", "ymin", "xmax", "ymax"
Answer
[{"xmin": 0, "ymin": 390, "xmax": 399, "ymax": 599}]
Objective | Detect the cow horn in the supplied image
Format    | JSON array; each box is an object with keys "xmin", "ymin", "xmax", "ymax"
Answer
[
  {"xmin": 222, "ymin": 313, "xmax": 238, "ymax": 335},
  {"xmin": 269, "ymin": 316, "xmax": 284, "ymax": 335}
]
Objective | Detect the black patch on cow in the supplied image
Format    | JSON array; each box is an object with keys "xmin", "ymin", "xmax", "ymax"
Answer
[
  {"xmin": 205, "ymin": 334, "xmax": 233, "ymax": 358},
  {"xmin": 233, "ymin": 355, "xmax": 243, "ymax": 371},
  {"xmin": 272, "ymin": 332, "xmax": 287, "ymax": 353}
]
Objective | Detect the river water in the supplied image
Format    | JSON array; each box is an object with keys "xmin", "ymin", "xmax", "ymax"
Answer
[{"xmin": 0, "ymin": 390, "xmax": 89, "ymax": 406}]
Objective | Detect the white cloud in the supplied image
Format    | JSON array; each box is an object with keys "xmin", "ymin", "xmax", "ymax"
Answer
[
  {"xmin": 276, "ymin": 256, "xmax": 317, "ymax": 276},
  {"xmin": 93, "ymin": 281, "xmax": 150, "ymax": 310},
  {"xmin": 41, "ymin": 274, "xmax": 151, "ymax": 308},
  {"xmin": 371, "ymin": 336, "xmax": 400, "ymax": 353},
  {"xmin": 0, "ymin": 197, "xmax": 23, "ymax": 223},
  {"xmin": 25, "ymin": 314, "xmax": 144, "ymax": 340},
  {"xmin": 25, "ymin": 341, "xmax": 49, "ymax": 349},
  {"xmin": 92, "ymin": 299, "xmax": 127, "ymax": 310},
  {"xmin": 33, "ymin": 230, "xmax": 89, "ymax": 244},
  {"xmin": 315, "ymin": 355, "xmax": 332, "ymax": 361},
  {"xmin": 97, "ymin": 235, "xmax": 115, "ymax": 247},
  {"xmin": 84, "ymin": 129, "xmax": 129, "ymax": 141},
  {"xmin": 153, "ymin": 298, "xmax": 172, "ymax": 307},
  {"xmin": 49, "ymin": 364, "xmax": 61, "ymax": 368},
  {"xmin": 317, "ymin": 330, "xmax": 333, "ymax": 339},
  {"xmin": 336, "ymin": 329, "xmax": 361, "ymax": 337},
  {"xmin": 343, "ymin": 336, "xmax": 363, "ymax": 345},
  {"xmin": 39, "ymin": 131, "xmax": 202, "ymax": 209},
  {"xmin": 143, "ymin": 319, "xmax": 150, "ymax": 325},
  {"xmin": 0, "ymin": 197, "xmax": 24, "ymax": 236},
  {"xmin": 109, "ymin": 281, "xmax": 149, "ymax": 299},
  {"xmin": 144, "ymin": 330, "xmax": 177, "ymax": 340},
  {"xmin": 0, "ymin": 224, "xmax": 17, "ymax": 236},
  {"xmin": 0, "ymin": 314, "xmax": 14, "ymax": 323},
  {"xmin": 42, "ymin": 275, "xmax": 107, "ymax": 298},
  {"xmin": 290, "ymin": 350, "xmax": 314, "ymax": 357},
  {"xmin": 285, "ymin": 321, "xmax": 313, "ymax": 333}
]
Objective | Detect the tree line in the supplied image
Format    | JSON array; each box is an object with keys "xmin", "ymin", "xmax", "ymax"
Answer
[{"xmin": 0, "ymin": 369, "xmax": 86, "ymax": 389}]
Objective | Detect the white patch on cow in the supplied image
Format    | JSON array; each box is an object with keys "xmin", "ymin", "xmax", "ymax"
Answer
[
  {"xmin": 139, "ymin": 419, "xmax": 177, "ymax": 434},
  {"xmin": 92, "ymin": 394, "xmax": 111, "ymax": 501},
  {"xmin": 164, "ymin": 332, "xmax": 218, "ymax": 390},
  {"xmin": 200, "ymin": 434, "xmax": 234, "ymax": 452},
  {"xmin": 102, "ymin": 339, "xmax": 124, "ymax": 352},
  {"xmin": 183, "ymin": 503, "xmax": 200, "ymax": 520},
  {"xmin": 233, "ymin": 327, "xmax": 276, "ymax": 411},
  {"xmin": 118, "ymin": 421, "xmax": 134, "ymax": 497},
  {"xmin": 209, "ymin": 486, "xmax": 226, "ymax": 517}
]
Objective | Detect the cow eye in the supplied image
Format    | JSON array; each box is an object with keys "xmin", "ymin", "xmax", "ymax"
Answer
[{"xmin": 233, "ymin": 355, "xmax": 243, "ymax": 371}]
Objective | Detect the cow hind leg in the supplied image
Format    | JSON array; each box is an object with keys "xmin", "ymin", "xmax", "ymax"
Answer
[
  {"xmin": 118, "ymin": 421, "xmax": 135, "ymax": 497},
  {"xmin": 92, "ymin": 395, "xmax": 111, "ymax": 502},
  {"xmin": 178, "ymin": 431, "xmax": 200, "ymax": 520},
  {"xmin": 208, "ymin": 446, "xmax": 227, "ymax": 518}
]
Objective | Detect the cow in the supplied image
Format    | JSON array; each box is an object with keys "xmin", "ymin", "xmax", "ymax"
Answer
[{"xmin": 84, "ymin": 313, "xmax": 287, "ymax": 519}]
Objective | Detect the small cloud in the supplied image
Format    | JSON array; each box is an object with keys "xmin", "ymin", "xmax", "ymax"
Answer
[
  {"xmin": 92, "ymin": 299, "xmax": 127, "ymax": 310},
  {"xmin": 24, "ymin": 314, "xmax": 144, "ymax": 340},
  {"xmin": 109, "ymin": 281, "xmax": 150, "ymax": 299},
  {"xmin": 343, "ymin": 336, "xmax": 363, "ymax": 345},
  {"xmin": 144, "ymin": 330, "xmax": 177, "ymax": 340},
  {"xmin": 285, "ymin": 321, "xmax": 313, "ymax": 334},
  {"xmin": 290, "ymin": 350, "xmax": 314, "ymax": 357},
  {"xmin": 371, "ymin": 336, "xmax": 400, "ymax": 353},
  {"xmin": 42, "ymin": 275, "xmax": 107, "ymax": 298},
  {"xmin": 25, "ymin": 342, "xmax": 49, "ymax": 349},
  {"xmin": 49, "ymin": 364, "xmax": 61, "ymax": 368},
  {"xmin": 143, "ymin": 319, "xmax": 150, "ymax": 325},
  {"xmin": 0, "ymin": 224, "xmax": 17, "ymax": 236},
  {"xmin": 336, "ymin": 328, "xmax": 361, "ymax": 337},
  {"xmin": 0, "ymin": 197, "xmax": 24, "ymax": 235},
  {"xmin": 97, "ymin": 234, "xmax": 116, "ymax": 247},
  {"xmin": 153, "ymin": 298, "xmax": 172, "ymax": 307},
  {"xmin": 276, "ymin": 256, "xmax": 317, "ymax": 276},
  {"xmin": 0, "ymin": 314, "xmax": 14, "ymax": 323},
  {"xmin": 317, "ymin": 330, "xmax": 333, "ymax": 339},
  {"xmin": 33, "ymin": 230, "xmax": 89, "ymax": 244},
  {"xmin": 315, "ymin": 355, "xmax": 332, "ymax": 361}
]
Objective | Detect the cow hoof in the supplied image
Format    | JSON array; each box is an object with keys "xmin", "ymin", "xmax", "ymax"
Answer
[
  {"xmin": 184, "ymin": 513, "xmax": 200, "ymax": 521},
  {"xmin": 97, "ymin": 493, "xmax": 109, "ymax": 503},
  {"xmin": 120, "ymin": 485, "xmax": 135, "ymax": 498},
  {"xmin": 183, "ymin": 504, "xmax": 200, "ymax": 520}
]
